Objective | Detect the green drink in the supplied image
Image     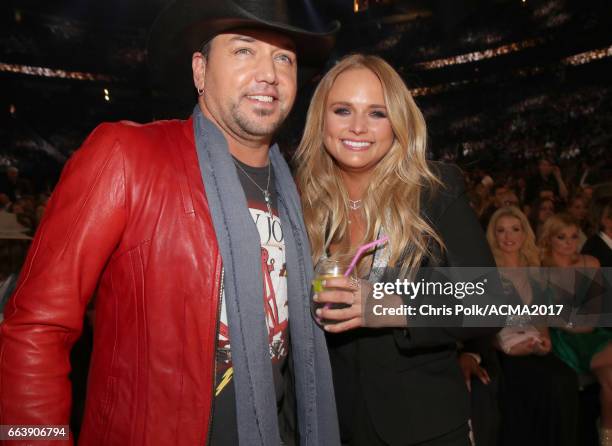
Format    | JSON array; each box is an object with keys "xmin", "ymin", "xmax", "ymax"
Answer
[
  {"xmin": 312, "ymin": 274, "xmax": 341, "ymax": 293},
  {"xmin": 312, "ymin": 257, "xmax": 353, "ymax": 325}
]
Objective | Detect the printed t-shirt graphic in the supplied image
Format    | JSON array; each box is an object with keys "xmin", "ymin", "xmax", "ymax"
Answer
[{"xmin": 209, "ymin": 158, "xmax": 289, "ymax": 445}]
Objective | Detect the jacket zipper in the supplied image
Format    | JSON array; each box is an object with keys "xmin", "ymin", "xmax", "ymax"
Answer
[{"xmin": 206, "ymin": 266, "xmax": 224, "ymax": 446}]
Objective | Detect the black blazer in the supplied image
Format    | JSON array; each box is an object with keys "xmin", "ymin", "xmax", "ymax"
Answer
[{"xmin": 327, "ymin": 162, "xmax": 502, "ymax": 445}]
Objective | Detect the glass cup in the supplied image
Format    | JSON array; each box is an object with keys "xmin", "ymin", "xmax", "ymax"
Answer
[{"xmin": 312, "ymin": 256, "xmax": 355, "ymax": 325}]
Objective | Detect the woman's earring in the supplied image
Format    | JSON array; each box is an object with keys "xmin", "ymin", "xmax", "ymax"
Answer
[{"xmin": 197, "ymin": 87, "xmax": 204, "ymax": 96}]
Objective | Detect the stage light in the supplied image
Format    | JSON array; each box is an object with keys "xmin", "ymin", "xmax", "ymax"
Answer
[
  {"xmin": 415, "ymin": 38, "xmax": 543, "ymax": 70},
  {"xmin": 0, "ymin": 62, "xmax": 115, "ymax": 82},
  {"xmin": 562, "ymin": 45, "xmax": 612, "ymax": 66},
  {"xmin": 354, "ymin": 0, "xmax": 369, "ymax": 13}
]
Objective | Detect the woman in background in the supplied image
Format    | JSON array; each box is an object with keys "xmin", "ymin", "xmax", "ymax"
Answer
[
  {"xmin": 540, "ymin": 213, "xmax": 612, "ymax": 446},
  {"xmin": 486, "ymin": 206, "xmax": 578, "ymax": 446},
  {"xmin": 566, "ymin": 195, "xmax": 589, "ymax": 249},
  {"xmin": 528, "ymin": 197, "xmax": 555, "ymax": 240}
]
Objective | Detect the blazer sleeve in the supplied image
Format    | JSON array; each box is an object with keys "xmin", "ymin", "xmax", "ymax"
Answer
[
  {"xmin": 395, "ymin": 163, "xmax": 502, "ymax": 350},
  {"xmin": 0, "ymin": 123, "xmax": 127, "ymax": 444}
]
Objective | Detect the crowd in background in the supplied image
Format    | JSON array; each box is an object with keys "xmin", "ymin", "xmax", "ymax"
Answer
[
  {"xmin": 462, "ymin": 154, "xmax": 612, "ymax": 445},
  {"xmin": 466, "ymin": 155, "xmax": 612, "ymax": 246}
]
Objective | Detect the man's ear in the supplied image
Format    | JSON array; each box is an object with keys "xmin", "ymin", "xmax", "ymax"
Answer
[{"xmin": 192, "ymin": 52, "xmax": 206, "ymax": 92}]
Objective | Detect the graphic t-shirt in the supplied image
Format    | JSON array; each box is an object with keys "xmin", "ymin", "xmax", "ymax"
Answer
[{"xmin": 209, "ymin": 158, "xmax": 293, "ymax": 445}]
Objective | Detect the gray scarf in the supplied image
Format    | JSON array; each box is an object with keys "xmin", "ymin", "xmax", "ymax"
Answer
[{"xmin": 192, "ymin": 106, "xmax": 340, "ymax": 446}]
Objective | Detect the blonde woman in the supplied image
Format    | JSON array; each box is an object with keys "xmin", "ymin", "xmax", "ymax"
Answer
[
  {"xmin": 540, "ymin": 213, "xmax": 612, "ymax": 446},
  {"xmin": 295, "ymin": 54, "xmax": 499, "ymax": 446},
  {"xmin": 486, "ymin": 206, "xmax": 549, "ymax": 356},
  {"xmin": 487, "ymin": 206, "xmax": 540, "ymax": 267},
  {"xmin": 486, "ymin": 207, "xmax": 579, "ymax": 446}
]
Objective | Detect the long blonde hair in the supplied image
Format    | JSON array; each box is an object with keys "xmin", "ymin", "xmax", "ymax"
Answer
[
  {"xmin": 294, "ymin": 54, "xmax": 443, "ymax": 274},
  {"xmin": 486, "ymin": 206, "xmax": 540, "ymax": 267},
  {"xmin": 538, "ymin": 213, "xmax": 579, "ymax": 266}
]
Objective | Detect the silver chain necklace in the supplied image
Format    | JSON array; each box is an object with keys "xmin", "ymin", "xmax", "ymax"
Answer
[
  {"xmin": 233, "ymin": 159, "xmax": 273, "ymax": 217},
  {"xmin": 348, "ymin": 199, "xmax": 362, "ymax": 210}
]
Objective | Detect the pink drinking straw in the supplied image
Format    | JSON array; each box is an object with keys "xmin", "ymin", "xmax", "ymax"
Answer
[
  {"xmin": 343, "ymin": 235, "xmax": 389, "ymax": 277},
  {"xmin": 320, "ymin": 235, "xmax": 390, "ymax": 314}
]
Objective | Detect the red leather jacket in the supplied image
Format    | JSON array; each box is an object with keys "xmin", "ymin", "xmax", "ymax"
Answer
[{"xmin": 0, "ymin": 118, "xmax": 224, "ymax": 445}]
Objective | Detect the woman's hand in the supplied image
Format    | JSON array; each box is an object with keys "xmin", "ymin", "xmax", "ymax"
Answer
[
  {"xmin": 458, "ymin": 353, "xmax": 491, "ymax": 392},
  {"xmin": 532, "ymin": 336, "xmax": 551, "ymax": 355},
  {"xmin": 505, "ymin": 337, "xmax": 549, "ymax": 356},
  {"xmin": 313, "ymin": 277, "xmax": 410, "ymax": 332},
  {"xmin": 313, "ymin": 276, "xmax": 369, "ymax": 333},
  {"xmin": 506, "ymin": 338, "xmax": 535, "ymax": 355}
]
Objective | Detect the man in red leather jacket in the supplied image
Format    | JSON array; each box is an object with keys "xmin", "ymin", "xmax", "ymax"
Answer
[{"xmin": 0, "ymin": 1, "xmax": 341, "ymax": 445}]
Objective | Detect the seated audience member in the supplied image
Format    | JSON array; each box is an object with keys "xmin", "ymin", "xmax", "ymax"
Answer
[
  {"xmin": 537, "ymin": 187, "xmax": 556, "ymax": 202},
  {"xmin": 582, "ymin": 198, "xmax": 612, "ymax": 267},
  {"xmin": 540, "ymin": 214, "xmax": 612, "ymax": 446},
  {"xmin": 0, "ymin": 193, "xmax": 11, "ymax": 211},
  {"xmin": 470, "ymin": 175, "xmax": 495, "ymax": 217},
  {"xmin": 0, "ymin": 214, "xmax": 31, "ymax": 314},
  {"xmin": 0, "ymin": 166, "xmax": 33, "ymax": 202},
  {"xmin": 524, "ymin": 158, "xmax": 569, "ymax": 205},
  {"xmin": 581, "ymin": 194, "xmax": 612, "ymax": 376},
  {"xmin": 528, "ymin": 197, "xmax": 555, "ymax": 240},
  {"xmin": 499, "ymin": 190, "xmax": 520, "ymax": 208},
  {"xmin": 582, "ymin": 185, "xmax": 595, "ymax": 203},
  {"xmin": 10, "ymin": 198, "xmax": 37, "ymax": 236},
  {"xmin": 575, "ymin": 186, "xmax": 594, "ymax": 207},
  {"xmin": 480, "ymin": 185, "xmax": 519, "ymax": 229},
  {"xmin": 566, "ymin": 195, "xmax": 590, "ymax": 249},
  {"xmin": 487, "ymin": 206, "xmax": 579, "ymax": 446}
]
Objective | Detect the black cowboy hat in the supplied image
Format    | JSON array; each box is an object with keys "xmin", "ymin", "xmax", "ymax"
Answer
[{"xmin": 148, "ymin": 0, "xmax": 340, "ymax": 93}]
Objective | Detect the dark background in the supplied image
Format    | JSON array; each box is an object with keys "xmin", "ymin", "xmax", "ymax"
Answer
[{"xmin": 1, "ymin": 0, "xmax": 611, "ymax": 190}]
